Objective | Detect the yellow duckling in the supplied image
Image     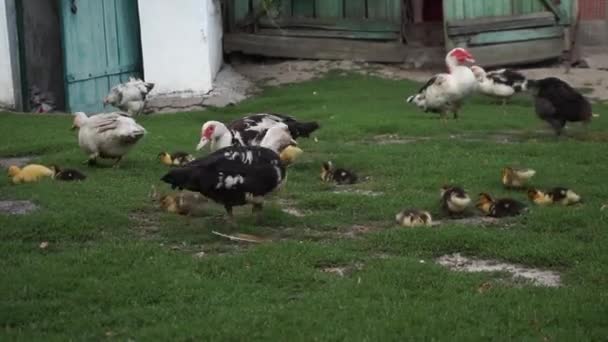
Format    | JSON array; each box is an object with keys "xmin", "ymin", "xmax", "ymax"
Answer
[
  {"xmin": 158, "ymin": 151, "xmax": 195, "ymax": 167},
  {"xmin": 7, "ymin": 164, "xmax": 54, "ymax": 184},
  {"xmin": 502, "ymin": 167, "xmax": 536, "ymax": 188},
  {"xmin": 279, "ymin": 145, "xmax": 303, "ymax": 166},
  {"xmin": 395, "ymin": 209, "xmax": 433, "ymax": 227}
]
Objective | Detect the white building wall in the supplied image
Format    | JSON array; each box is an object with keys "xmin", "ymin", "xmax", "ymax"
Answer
[
  {"xmin": 0, "ymin": 0, "xmax": 20, "ymax": 109},
  {"xmin": 138, "ymin": 0, "xmax": 223, "ymax": 96}
]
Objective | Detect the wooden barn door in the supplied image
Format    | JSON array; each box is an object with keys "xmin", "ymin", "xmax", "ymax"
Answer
[
  {"xmin": 59, "ymin": 0, "xmax": 143, "ymax": 113},
  {"xmin": 442, "ymin": 0, "xmax": 569, "ymax": 66}
]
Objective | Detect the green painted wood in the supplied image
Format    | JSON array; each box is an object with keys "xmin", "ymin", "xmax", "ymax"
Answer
[
  {"xmin": 367, "ymin": 0, "xmax": 387, "ymax": 20},
  {"xmin": 344, "ymin": 0, "xmax": 366, "ymax": 19},
  {"xmin": 280, "ymin": 0, "xmax": 292, "ymax": 18},
  {"xmin": 258, "ymin": 28, "xmax": 399, "ymax": 40},
  {"xmin": 59, "ymin": 0, "xmax": 142, "ymax": 113},
  {"xmin": 292, "ymin": 0, "xmax": 314, "ymax": 17},
  {"xmin": 315, "ymin": 0, "xmax": 342, "ymax": 18},
  {"xmin": 468, "ymin": 26, "xmax": 563, "ymax": 45},
  {"xmin": 259, "ymin": 17, "xmax": 399, "ymax": 32},
  {"xmin": 367, "ymin": 0, "xmax": 401, "ymax": 22},
  {"xmin": 234, "ymin": 0, "xmax": 251, "ymax": 21}
]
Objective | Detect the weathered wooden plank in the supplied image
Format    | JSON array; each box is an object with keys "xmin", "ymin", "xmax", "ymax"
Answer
[
  {"xmin": 468, "ymin": 37, "xmax": 563, "ymax": 67},
  {"xmin": 344, "ymin": 0, "xmax": 366, "ymax": 19},
  {"xmin": 257, "ymin": 28, "xmax": 399, "ymax": 40},
  {"xmin": 234, "ymin": 0, "xmax": 251, "ymax": 21},
  {"xmin": 368, "ymin": 0, "xmax": 387, "ymax": 20},
  {"xmin": 258, "ymin": 17, "xmax": 400, "ymax": 32},
  {"xmin": 224, "ymin": 33, "xmax": 445, "ymax": 63},
  {"xmin": 468, "ymin": 26, "xmax": 563, "ymax": 46},
  {"xmin": 292, "ymin": 0, "xmax": 314, "ymax": 17},
  {"xmin": 387, "ymin": 0, "xmax": 401, "ymax": 22},
  {"xmin": 315, "ymin": 0, "xmax": 343, "ymax": 18},
  {"xmin": 447, "ymin": 12, "xmax": 556, "ymax": 36}
]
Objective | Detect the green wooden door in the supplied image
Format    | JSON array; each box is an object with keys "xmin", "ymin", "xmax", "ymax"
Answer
[
  {"xmin": 443, "ymin": 0, "xmax": 571, "ymax": 66},
  {"xmin": 60, "ymin": 0, "xmax": 142, "ymax": 113}
]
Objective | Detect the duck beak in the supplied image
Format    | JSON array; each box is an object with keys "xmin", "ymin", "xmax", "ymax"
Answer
[{"xmin": 196, "ymin": 137, "xmax": 209, "ymax": 151}]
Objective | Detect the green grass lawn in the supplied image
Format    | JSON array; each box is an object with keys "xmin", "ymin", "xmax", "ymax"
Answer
[{"xmin": 1, "ymin": 73, "xmax": 608, "ymax": 340}]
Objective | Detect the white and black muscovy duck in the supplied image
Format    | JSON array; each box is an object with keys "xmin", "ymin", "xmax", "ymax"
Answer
[
  {"xmin": 471, "ymin": 66, "xmax": 528, "ymax": 112},
  {"xmin": 196, "ymin": 113, "xmax": 319, "ymax": 152},
  {"xmin": 406, "ymin": 48, "xmax": 477, "ymax": 120},
  {"xmin": 103, "ymin": 77, "xmax": 155, "ymax": 116},
  {"xmin": 163, "ymin": 125, "xmax": 297, "ymax": 221}
]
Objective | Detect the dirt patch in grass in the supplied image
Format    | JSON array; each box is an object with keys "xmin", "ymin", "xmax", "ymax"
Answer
[
  {"xmin": 332, "ymin": 189, "xmax": 383, "ymax": 197},
  {"xmin": 436, "ymin": 253, "xmax": 561, "ymax": 287},
  {"xmin": 0, "ymin": 200, "xmax": 39, "ymax": 215},
  {"xmin": 0, "ymin": 156, "xmax": 38, "ymax": 169},
  {"xmin": 338, "ymin": 223, "xmax": 388, "ymax": 239},
  {"xmin": 373, "ymin": 134, "xmax": 431, "ymax": 145},
  {"xmin": 129, "ymin": 210, "xmax": 161, "ymax": 238},
  {"xmin": 317, "ymin": 261, "xmax": 364, "ymax": 277},
  {"xmin": 277, "ymin": 199, "xmax": 309, "ymax": 217}
]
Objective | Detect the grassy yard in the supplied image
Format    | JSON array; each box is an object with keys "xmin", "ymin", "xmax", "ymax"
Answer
[{"xmin": 1, "ymin": 73, "xmax": 608, "ymax": 340}]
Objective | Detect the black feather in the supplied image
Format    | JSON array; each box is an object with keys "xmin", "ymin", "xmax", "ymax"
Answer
[
  {"xmin": 162, "ymin": 146, "xmax": 285, "ymax": 211},
  {"xmin": 528, "ymin": 77, "xmax": 592, "ymax": 135}
]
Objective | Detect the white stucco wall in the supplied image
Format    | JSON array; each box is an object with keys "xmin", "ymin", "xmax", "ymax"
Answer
[
  {"xmin": 138, "ymin": 0, "xmax": 223, "ymax": 96},
  {"xmin": 206, "ymin": 0, "xmax": 223, "ymax": 80},
  {"xmin": 0, "ymin": 0, "xmax": 19, "ymax": 109}
]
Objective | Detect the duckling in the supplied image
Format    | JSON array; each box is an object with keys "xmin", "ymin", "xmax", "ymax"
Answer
[
  {"xmin": 502, "ymin": 167, "xmax": 536, "ymax": 188},
  {"xmin": 7, "ymin": 164, "xmax": 54, "ymax": 184},
  {"xmin": 279, "ymin": 145, "xmax": 303, "ymax": 166},
  {"xmin": 476, "ymin": 192, "xmax": 527, "ymax": 218},
  {"xmin": 50, "ymin": 165, "xmax": 87, "ymax": 181},
  {"xmin": 440, "ymin": 185, "xmax": 472, "ymax": 216},
  {"xmin": 528, "ymin": 187, "xmax": 582, "ymax": 206},
  {"xmin": 150, "ymin": 186, "xmax": 208, "ymax": 216},
  {"xmin": 550, "ymin": 187, "xmax": 582, "ymax": 206},
  {"xmin": 395, "ymin": 209, "xmax": 433, "ymax": 227},
  {"xmin": 527, "ymin": 188, "xmax": 554, "ymax": 206},
  {"xmin": 320, "ymin": 161, "xmax": 358, "ymax": 185},
  {"xmin": 158, "ymin": 151, "xmax": 195, "ymax": 167}
]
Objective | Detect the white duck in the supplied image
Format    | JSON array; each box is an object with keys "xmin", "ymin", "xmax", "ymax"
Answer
[
  {"xmin": 103, "ymin": 77, "xmax": 154, "ymax": 116},
  {"xmin": 71, "ymin": 112, "xmax": 146, "ymax": 167},
  {"xmin": 471, "ymin": 66, "xmax": 528, "ymax": 113},
  {"xmin": 406, "ymin": 48, "xmax": 477, "ymax": 120}
]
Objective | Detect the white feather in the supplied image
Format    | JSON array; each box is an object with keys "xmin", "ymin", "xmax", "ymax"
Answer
[{"xmin": 74, "ymin": 112, "xmax": 145, "ymax": 159}]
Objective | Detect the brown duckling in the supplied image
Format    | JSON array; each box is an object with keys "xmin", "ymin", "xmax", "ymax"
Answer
[
  {"xmin": 320, "ymin": 161, "xmax": 358, "ymax": 185},
  {"xmin": 158, "ymin": 151, "xmax": 195, "ymax": 167},
  {"xmin": 502, "ymin": 166, "xmax": 536, "ymax": 188},
  {"xmin": 477, "ymin": 192, "xmax": 527, "ymax": 218},
  {"xmin": 528, "ymin": 187, "xmax": 582, "ymax": 206},
  {"xmin": 395, "ymin": 208, "xmax": 433, "ymax": 227},
  {"xmin": 50, "ymin": 165, "xmax": 87, "ymax": 181},
  {"xmin": 440, "ymin": 185, "xmax": 472, "ymax": 216},
  {"xmin": 150, "ymin": 186, "xmax": 208, "ymax": 216}
]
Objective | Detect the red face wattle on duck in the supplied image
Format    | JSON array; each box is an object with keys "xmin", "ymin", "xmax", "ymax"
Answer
[
  {"xmin": 450, "ymin": 48, "xmax": 475, "ymax": 64},
  {"xmin": 196, "ymin": 123, "xmax": 217, "ymax": 151}
]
